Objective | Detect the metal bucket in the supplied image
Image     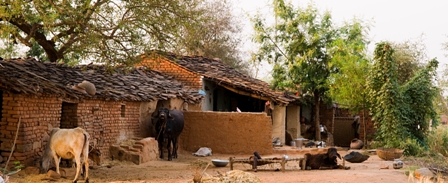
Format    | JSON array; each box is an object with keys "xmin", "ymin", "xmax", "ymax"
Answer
[{"xmin": 295, "ymin": 139, "xmax": 303, "ymax": 149}]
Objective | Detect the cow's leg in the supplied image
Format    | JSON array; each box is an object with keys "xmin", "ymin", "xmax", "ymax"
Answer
[
  {"xmin": 73, "ymin": 157, "xmax": 81, "ymax": 183},
  {"xmin": 172, "ymin": 138, "xmax": 178, "ymax": 159},
  {"xmin": 84, "ymin": 155, "xmax": 89, "ymax": 182},
  {"xmin": 167, "ymin": 138, "xmax": 173, "ymax": 161},
  {"xmin": 53, "ymin": 155, "xmax": 61, "ymax": 174},
  {"xmin": 158, "ymin": 138, "xmax": 164, "ymax": 159}
]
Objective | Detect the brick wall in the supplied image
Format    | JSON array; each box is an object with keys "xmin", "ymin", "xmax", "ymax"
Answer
[
  {"xmin": 358, "ymin": 110, "xmax": 375, "ymax": 142},
  {"xmin": 72, "ymin": 100, "xmax": 142, "ymax": 158},
  {"xmin": 319, "ymin": 103, "xmax": 375, "ymax": 146},
  {"xmin": 0, "ymin": 93, "xmax": 61, "ymax": 166},
  {"xmin": 181, "ymin": 111, "xmax": 273, "ymax": 155},
  {"xmin": 140, "ymin": 57, "xmax": 203, "ymax": 89},
  {"xmin": 0, "ymin": 93, "xmax": 143, "ymax": 166}
]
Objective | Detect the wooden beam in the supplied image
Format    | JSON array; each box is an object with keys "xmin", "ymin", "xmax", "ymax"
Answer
[{"xmin": 217, "ymin": 83, "xmax": 271, "ymax": 101}]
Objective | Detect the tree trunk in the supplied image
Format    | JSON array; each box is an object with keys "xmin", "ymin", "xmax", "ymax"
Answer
[
  {"xmin": 363, "ymin": 109, "xmax": 367, "ymax": 148},
  {"xmin": 314, "ymin": 90, "xmax": 321, "ymax": 141},
  {"xmin": 8, "ymin": 17, "xmax": 61, "ymax": 62}
]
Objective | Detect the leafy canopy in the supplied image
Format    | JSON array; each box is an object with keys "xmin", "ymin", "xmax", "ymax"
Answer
[
  {"xmin": 367, "ymin": 42, "xmax": 439, "ymax": 150},
  {"xmin": 251, "ymin": 0, "xmax": 369, "ymax": 140},
  {"xmin": 0, "ymin": 0, "xmax": 245, "ymax": 68},
  {"xmin": 328, "ymin": 19, "xmax": 370, "ymax": 113}
]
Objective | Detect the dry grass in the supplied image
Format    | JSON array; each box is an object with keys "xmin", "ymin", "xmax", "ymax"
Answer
[{"xmin": 188, "ymin": 170, "xmax": 261, "ymax": 183}]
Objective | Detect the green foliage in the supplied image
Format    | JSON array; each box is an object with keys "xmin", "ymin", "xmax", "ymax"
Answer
[
  {"xmin": 328, "ymin": 19, "xmax": 371, "ymax": 113},
  {"xmin": 13, "ymin": 161, "xmax": 23, "ymax": 170},
  {"xmin": 2, "ymin": 0, "xmax": 234, "ymax": 67},
  {"xmin": 251, "ymin": 0, "xmax": 371, "ymax": 140},
  {"xmin": 252, "ymin": 1, "xmax": 335, "ymax": 94},
  {"xmin": 367, "ymin": 41, "xmax": 439, "ymax": 149},
  {"xmin": 390, "ymin": 38, "xmax": 426, "ymax": 85},
  {"xmin": 401, "ymin": 138, "xmax": 425, "ymax": 156},
  {"xmin": 427, "ymin": 126, "xmax": 448, "ymax": 157}
]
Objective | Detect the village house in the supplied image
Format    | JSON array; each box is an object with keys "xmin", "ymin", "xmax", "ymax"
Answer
[
  {"xmin": 138, "ymin": 52, "xmax": 303, "ymax": 149},
  {"xmin": 139, "ymin": 52, "xmax": 378, "ymax": 150},
  {"xmin": 0, "ymin": 57, "xmax": 203, "ymax": 166}
]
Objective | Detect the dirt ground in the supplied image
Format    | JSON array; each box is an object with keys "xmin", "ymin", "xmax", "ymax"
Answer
[{"xmin": 7, "ymin": 147, "xmax": 414, "ymax": 183}]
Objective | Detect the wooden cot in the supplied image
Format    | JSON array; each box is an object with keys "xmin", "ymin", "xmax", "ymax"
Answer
[{"xmin": 229, "ymin": 156, "xmax": 306, "ymax": 172}]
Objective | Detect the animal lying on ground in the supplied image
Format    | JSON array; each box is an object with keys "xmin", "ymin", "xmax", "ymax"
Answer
[
  {"xmin": 304, "ymin": 147, "xmax": 349, "ymax": 170},
  {"xmin": 40, "ymin": 127, "xmax": 90, "ymax": 183},
  {"xmin": 152, "ymin": 107, "xmax": 185, "ymax": 161}
]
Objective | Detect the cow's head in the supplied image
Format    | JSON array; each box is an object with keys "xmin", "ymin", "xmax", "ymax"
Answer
[
  {"xmin": 326, "ymin": 147, "xmax": 341, "ymax": 161},
  {"xmin": 157, "ymin": 107, "xmax": 172, "ymax": 120},
  {"xmin": 89, "ymin": 147, "xmax": 102, "ymax": 166},
  {"xmin": 39, "ymin": 153, "xmax": 52, "ymax": 174}
]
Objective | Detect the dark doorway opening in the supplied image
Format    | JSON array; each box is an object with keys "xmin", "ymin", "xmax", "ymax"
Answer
[
  {"xmin": 0, "ymin": 90, "xmax": 3, "ymax": 123},
  {"xmin": 60, "ymin": 102, "xmax": 78, "ymax": 128},
  {"xmin": 212, "ymin": 85, "xmax": 265, "ymax": 112}
]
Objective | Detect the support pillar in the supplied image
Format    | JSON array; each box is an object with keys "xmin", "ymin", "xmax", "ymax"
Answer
[
  {"xmin": 272, "ymin": 105, "xmax": 286, "ymax": 144},
  {"xmin": 286, "ymin": 105, "xmax": 301, "ymax": 140}
]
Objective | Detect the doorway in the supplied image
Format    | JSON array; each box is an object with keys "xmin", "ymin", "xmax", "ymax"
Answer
[{"xmin": 60, "ymin": 102, "xmax": 78, "ymax": 128}]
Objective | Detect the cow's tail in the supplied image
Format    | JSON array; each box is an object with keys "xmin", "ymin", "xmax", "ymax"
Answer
[{"xmin": 81, "ymin": 132, "xmax": 89, "ymax": 158}]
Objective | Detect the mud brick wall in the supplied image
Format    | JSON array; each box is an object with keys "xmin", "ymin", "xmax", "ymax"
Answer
[
  {"xmin": 319, "ymin": 103, "xmax": 374, "ymax": 146},
  {"xmin": 140, "ymin": 58, "xmax": 202, "ymax": 89},
  {"xmin": 0, "ymin": 92, "xmax": 143, "ymax": 166},
  {"xmin": 358, "ymin": 110, "xmax": 375, "ymax": 142},
  {"xmin": 181, "ymin": 111, "xmax": 273, "ymax": 155},
  {"xmin": 75, "ymin": 100, "xmax": 142, "ymax": 158},
  {"xmin": 319, "ymin": 104, "xmax": 335, "ymax": 134},
  {"xmin": 0, "ymin": 93, "xmax": 62, "ymax": 166}
]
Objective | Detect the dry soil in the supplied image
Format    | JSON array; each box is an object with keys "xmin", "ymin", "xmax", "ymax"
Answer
[{"xmin": 7, "ymin": 148, "xmax": 413, "ymax": 183}]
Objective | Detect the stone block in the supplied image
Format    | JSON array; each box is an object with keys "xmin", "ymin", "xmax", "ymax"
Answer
[
  {"xmin": 139, "ymin": 137, "xmax": 159, "ymax": 163},
  {"xmin": 415, "ymin": 168, "xmax": 434, "ymax": 180},
  {"xmin": 47, "ymin": 170, "xmax": 61, "ymax": 179}
]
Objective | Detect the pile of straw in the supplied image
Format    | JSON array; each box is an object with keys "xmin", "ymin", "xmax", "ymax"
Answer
[{"xmin": 191, "ymin": 170, "xmax": 261, "ymax": 183}]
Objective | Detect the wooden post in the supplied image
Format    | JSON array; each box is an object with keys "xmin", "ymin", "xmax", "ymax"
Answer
[
  {"xmin": 302, "ymin": 156, "xmax": 307, "ymax": 170},
  {"xmin": 229, "ymin": 157, "xmax": 234, "ymax": 170},
  {"xmin": 281, "ymin": 157, "xmax": 286, "ymax": 172}
]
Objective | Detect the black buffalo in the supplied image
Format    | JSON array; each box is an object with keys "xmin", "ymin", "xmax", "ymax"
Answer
[
  {"xmin": 152, "ymin": 107, "xmax": 184, "ymax": 161},
  {"xmin": 305, "ymin": 147, "xmax": 346, "ymax": 170}
]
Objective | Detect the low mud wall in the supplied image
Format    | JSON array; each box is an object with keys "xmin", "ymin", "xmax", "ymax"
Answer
[{"xmin": 180, "ymin": 111, "xmax": 273, "ymax": 155}]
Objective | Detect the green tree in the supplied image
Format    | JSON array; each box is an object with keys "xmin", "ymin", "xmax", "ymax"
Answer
[
  {"xmin": 367, "ymin": 42, "xmax": 439, "ymax": 149},
  {"xmin": 252, "ymin": 0, "xmax": 367, "ymax": 140},
  {"xmin": 0, "ymin": 0, "xmax": 204, "ymax": 65},
  {"xmin": 328, "ymin": 19, "xmax": 371, "ymax": 143},
  {"xmin": 390, "ymin": 38, "xmax": 427, "ymax": 85}
]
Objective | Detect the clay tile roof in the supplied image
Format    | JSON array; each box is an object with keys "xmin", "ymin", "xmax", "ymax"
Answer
[
  {"xmin": 0, "ymin": 58, "xmax": 202, "ymax": 103},
  {"xmin": 160, "ymin": 52, "xmax": 299, "ymax": 105}
]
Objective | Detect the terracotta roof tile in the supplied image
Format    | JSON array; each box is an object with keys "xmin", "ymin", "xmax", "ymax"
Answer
[{"xmin": 159, "ymin": 52, "xmax": 299, "ymax": 105}]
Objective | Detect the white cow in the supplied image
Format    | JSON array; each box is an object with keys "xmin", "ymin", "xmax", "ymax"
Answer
[{"xmin": 40, "ymin": 127, "xmax": 90, "ymax": 183}]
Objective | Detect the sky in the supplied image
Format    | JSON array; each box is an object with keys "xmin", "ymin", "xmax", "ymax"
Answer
[{"xmin": 230, "ymin": 0, "xmax": 448, "ymax": 79}]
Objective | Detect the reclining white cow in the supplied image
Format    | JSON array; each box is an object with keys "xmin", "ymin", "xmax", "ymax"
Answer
[{"xmin": 40, "ymin": 127, "xmax": 90, "ymax": 183}]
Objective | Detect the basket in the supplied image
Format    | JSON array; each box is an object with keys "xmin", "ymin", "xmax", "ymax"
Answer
[{"xmin": 376, "ymin": 148, "xmax": 403, "ymax": 161}]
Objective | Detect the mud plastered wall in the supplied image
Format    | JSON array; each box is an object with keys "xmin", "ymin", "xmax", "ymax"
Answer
[{"xmin": 181, "ymin": 111, "xmax": 273, "ymax": 155}]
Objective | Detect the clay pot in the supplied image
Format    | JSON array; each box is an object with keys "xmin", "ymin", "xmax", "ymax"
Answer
[{"xmin": 350, "ymin": 138, "xmax": 364, "ymax": 149}]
